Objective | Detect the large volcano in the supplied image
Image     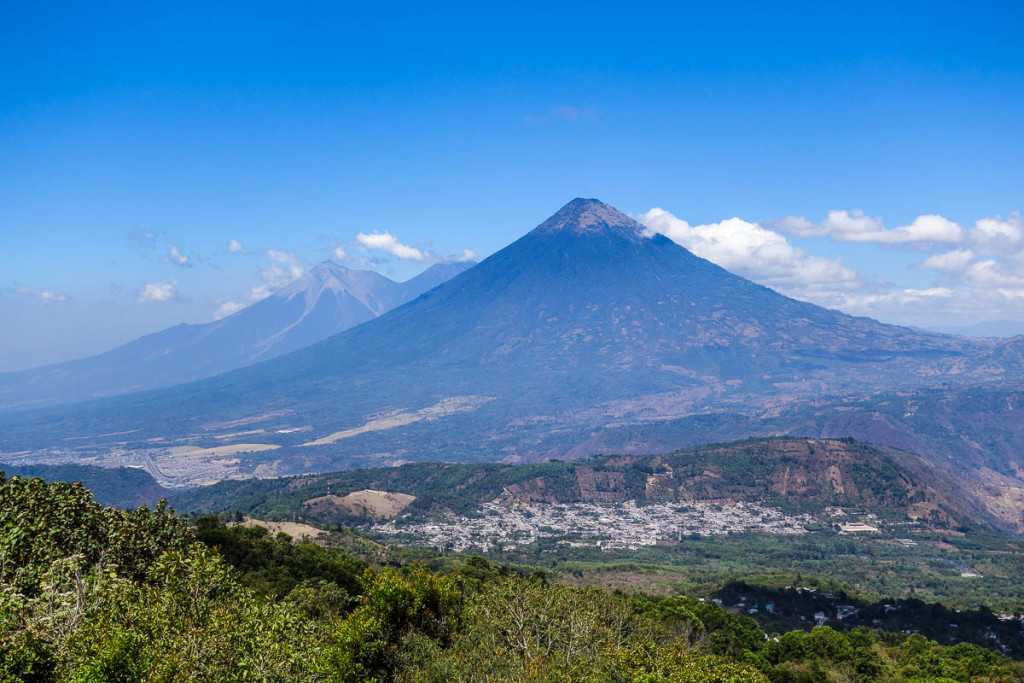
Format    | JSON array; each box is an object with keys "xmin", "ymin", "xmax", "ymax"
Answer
[{"xmin": 2, "ymin": 199, "xmax": 1022, "ymax": 478}]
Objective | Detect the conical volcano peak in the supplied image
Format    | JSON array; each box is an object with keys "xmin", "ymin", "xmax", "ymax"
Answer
[
  {"xmin": 277, "ymin": 261, "xmax": 345, "ymax": 296},
  {"xmin": 534, "ymin": 198, "xmax": 646, "ymax": 239},
  {"xmin": 274, "ymin": 260, "xmax": 394, "ymax": 305},
  {"xmin": 307, "ymin": 260, "xmax": 350, "ymax": 279}
]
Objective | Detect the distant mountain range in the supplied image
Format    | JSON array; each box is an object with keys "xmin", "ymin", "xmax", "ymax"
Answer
[
  {"xmin": 0, "ymin": 260, "xmax": 472, "ymax": 410},
  {"xmin": 1, "ymin": 199, "xmax": 1023, "ymax": 529}
]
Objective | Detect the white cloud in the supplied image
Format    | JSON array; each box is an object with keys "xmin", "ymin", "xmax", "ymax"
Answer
[
  {"xmin": 15, "ymin": 286, "xmax": 68, "ymax": 303},
  {"xmin": 820, "ymin": 210, "xmax": 886, "ymax": 241},
  {"xmin": 839, "ymin": 287, "xmax": 955, "ymax": 310},
  {"xmin": 645, "ymin": 206, "xmax": 1024, "ymax": 327},
  {"xmin": 139, "ymin": 279, "xmax": 177, "ymax": 303},
  {"xmin": 969, "ymin": 213, "xmax": 1023, "ymax": 254},
  {"xmin": 249, "ymin": 284, "xmax": 272, "ymax": 301},
  {"xmin": 775, "ymin": 210, "xmax": 964, "ymax": 245},
  {"xmin": 638, "ymin": 208, "xmax": 860, "ymax": 300},
  {"xmin": 766, "ymin": 215, "xmax": 822, "ymax": 238},
  {"xmin": 915, "ymin": 249, "xmax": 975, "ymax": 272},
  {"xmin": 344, "ymin": 230, "xmax": 476, "ymax": 265},
  {"xmin": 213, "ymin": 300, "xmax": 246, "ymax": 319},
  {"xmin": 451, "ymin": 248, "xmax": 478, "ymax": 262},
  {"xmin": 834, "ymin": 284, "xmax": 1024, "ymax": 329},
  {"xmin": 227, "ymin": 239, "xmax": 246, "ymax": 253},
  {"xmin": 884, "ymin": 215, "xmax": 964, "ymax": 244},
  {"xmin": 165, "ymin": 244, "xmax": 189, "ymax": 265},
  {"xmin": 914, "ymin": 247, "xmax": 1024, "ymax": 291},
  {"xmin": 259, "ymin": 250, "xmax": 306, "ymax": 289},
  {"xmin": 356, "ymin": 232, "xmax": 427, "ymax": 261},
  {"xmin": 964, "ymin": 259, "xmax": 1024, "ymax": 288},
  {"xmin": 664, "ymin": 206, "xmax": 1024, "ymax": 327}
]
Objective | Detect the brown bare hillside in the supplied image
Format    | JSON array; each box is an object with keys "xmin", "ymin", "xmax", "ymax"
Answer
[{"xmin": 302, "ymin": 489, "xmax": 415, "ymax": 521}]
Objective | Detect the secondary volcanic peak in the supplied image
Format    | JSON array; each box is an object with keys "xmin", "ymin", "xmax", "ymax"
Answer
[{"xmin": 0, "ymin": 257, "xmax": 473, "ymax": 411}]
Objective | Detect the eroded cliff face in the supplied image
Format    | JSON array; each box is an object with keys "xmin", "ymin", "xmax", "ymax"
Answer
[{"xmin": 477, "ymin": 439, "xmax": 985, "ymax": 531}]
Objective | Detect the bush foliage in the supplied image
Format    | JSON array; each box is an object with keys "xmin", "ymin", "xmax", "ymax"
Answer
[{"xmin": 1, "ymin": 473, "xmax": 1022, "ymax": 682}]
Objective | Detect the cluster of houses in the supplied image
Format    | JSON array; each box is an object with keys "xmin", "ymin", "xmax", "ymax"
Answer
[{"xmin": 372, "ymin": 498, "xmax": 816, "ymax": 552}]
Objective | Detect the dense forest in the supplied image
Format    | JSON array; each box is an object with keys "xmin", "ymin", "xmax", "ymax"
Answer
[{"xmin": 2, "ymin": 472, "xmax": 1023, "ymax": 681}]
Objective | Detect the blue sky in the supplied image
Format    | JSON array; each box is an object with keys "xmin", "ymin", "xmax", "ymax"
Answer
[{"xmin": 3, "ymin": 1, "xmax": 1024, "ymax": 371}]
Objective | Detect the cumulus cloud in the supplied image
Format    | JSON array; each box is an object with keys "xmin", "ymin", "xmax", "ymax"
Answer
[
  {"xmin": 908, "ymin": 214, "xmax": 1024, "ymax": 296},
  {"xmin": 206, "ymin": 246, "xmax": 308, "ymax": 319},
  {"xmin": 351, "ymin": 231, "xmax": 476, "ymax": 264},
  {"xmin": 839, "ymin": 287, "xmax": 955, "ymax": 309},
  {"xmin": 638, "ymin": 208, "xmax": 860, "ymax": 300},
  {"xmin": 819, "ymin": 210, "xmax": 886, "ymax": 241},
  {"xmin": 766, "ymin": 215, "xmax": 821, "ymax": 238},
  {"xmin": 774, "ymin": 210, "xmax": 964, "ymax": 245},
  {"xmin": 451, "ymin": 248, "xmax": 478, "ymax": 262},
  {"xmin": 835, "ymin": 284, "xmax": 1024, "ymax": 329},
  {"xmin": 915, "ymin": 249, "xmax": 976, "ymax": 272},
  {"xmin": 969, "ymin": 213, "xmax": 1023, "ymax": 254},
  {"xmin": 15, "ymin": 286, "xmax": 68, "ymax": 303},
  {"xmin": 356, "ymin": 232, "xmax": 427, "ymax": 261},
  {"xmin": 883, "ymin": 215, "xmax": 964, "ymax": 244},
  {"xmin": 259, "ymin": 250, "xmax": 306, "ymax": 289},
  {"xmin": 333, "ymin": 246, "xmax": 348, "ymax": 260},
  {"xmin": 647, "ymin": 205, "xmax": 1024, "ymax": 327},
  {"xmin": 964, "ymin": 259, "xmax": 1024, "ymax": 288},
  {"xmin": 772, "ymin": 208, "xmax": 1021, "ymax": 313},
  {"xmin": 139, "ymin": 279, "xmax": 177, "ymax": 303}
]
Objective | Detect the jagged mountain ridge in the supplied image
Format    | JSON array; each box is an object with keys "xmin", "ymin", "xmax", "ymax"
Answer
[
  {"xmin": 2, "ymin": 198, "xmax": 1023, "ymax": 484},
  {"xmin": 0, "ymin": 260, "xmax": 473, "ymax": 410}
]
